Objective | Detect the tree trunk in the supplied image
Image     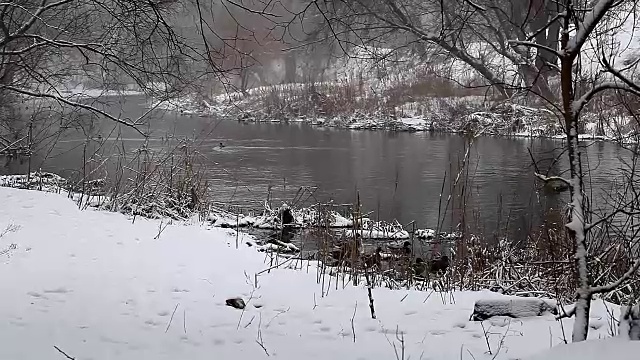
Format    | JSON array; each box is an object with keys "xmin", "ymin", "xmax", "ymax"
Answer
[
  {"xmin": 520, "ymin": 63, "xmax": 556, "ymax": 101},
  {"xmin": 284, "ymin": 51, "xmax": 297, "ymax": 84},
  {"xmin": 559, "ymin": 10, "xmax": 591, "ymax": 342}
]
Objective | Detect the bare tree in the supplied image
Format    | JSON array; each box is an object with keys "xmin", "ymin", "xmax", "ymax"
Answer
[
  {"xmin": 0, "ymin": 0, "xmax": 217, "ymax": 135},
  {"xmin": 286, "ymin": 0, "xmax": 567, "ymax": 100},
  {"xmin": 301, "ymin": 0, "xmax": 640, "ymax": 343},
  {"xmin": 509, "ymin": 0, "xmax": 640, "ymax": 342}
]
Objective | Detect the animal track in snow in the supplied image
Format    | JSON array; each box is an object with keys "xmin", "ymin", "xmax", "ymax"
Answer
[
  {"xmin": 144, "ymin": 319, "xmax": 161, "ymax": 327},
  {"xmin": 27, "ymin": 291, "xmax": 47, "ymax": 299},
  {"xmin": 364, "ymin": 325, "xmax": 377, "ymax": 332},
  {"xmin": 44, "ymin": 287, "xmax": 70, "ymax": 294}
]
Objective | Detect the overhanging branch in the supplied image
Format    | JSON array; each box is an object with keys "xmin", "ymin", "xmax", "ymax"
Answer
[{"xmin": 1, "ymin": 85, "xmax": 148, "ymax": 136}]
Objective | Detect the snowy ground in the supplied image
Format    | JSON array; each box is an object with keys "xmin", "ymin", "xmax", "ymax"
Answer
[{"xmin": 0, "ymin": 187, "xmax": 626, "ymax": 360}]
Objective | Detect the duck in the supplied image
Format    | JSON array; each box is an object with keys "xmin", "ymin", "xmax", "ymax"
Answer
[
  {"xmin": 429, "ymin": 255, "xmax": 450, "ymax": 274},
  {"xmin": 330, "ymin": 240, "xmax": 362, "ymax": 261},
  {"xmin": 411, "ymin": 257, "xmax": 428, "ymax": 277},
  {"xmin": 389, "ymin": 241, "xmax": 412, "ymax": 256},
  {"xmin": 363, "ymin": 247, "xmax": 383, "ymax": 268}
]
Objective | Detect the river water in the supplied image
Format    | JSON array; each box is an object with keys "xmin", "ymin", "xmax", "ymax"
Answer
[{"xmin": 1, "ymin": 95, "xmax": 630, "ymax": 242}]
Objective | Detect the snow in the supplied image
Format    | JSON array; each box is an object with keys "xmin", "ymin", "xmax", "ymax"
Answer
[
  {"xmin": 525, "ymin": 338, "xmax": 640, "ymax": 360},
  {"xmin": 209, "ymin": 204, "xmax": 355, "ymax": 229},
  {"xmin": 55, "ymin": 85, "xmax": 144, "ymax": 99},
  {"xmin": 0, "ymin": 187, "xmax": 624, "ymax": 360}
]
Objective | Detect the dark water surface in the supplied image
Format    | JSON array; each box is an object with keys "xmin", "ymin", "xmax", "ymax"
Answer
[{"xmin": 2, "ymin": 96, "xmax": 629, "ymax": 241}]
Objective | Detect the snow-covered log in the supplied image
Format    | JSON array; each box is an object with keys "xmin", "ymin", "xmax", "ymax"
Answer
[{"xmin": 471, "ymin": 296, "xmax": 557, "ymax": 321}]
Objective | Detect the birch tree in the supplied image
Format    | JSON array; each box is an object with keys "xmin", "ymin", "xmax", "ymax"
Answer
[{"xmin": 511, "ymin": 0, "xmax": 640, "ymax": 342}]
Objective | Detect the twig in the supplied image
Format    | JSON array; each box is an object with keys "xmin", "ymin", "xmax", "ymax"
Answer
[
  {"xmin": 256, "ymin": 313, "xmax": 270, "ymax": 356},
  {"xmin": 154, "ymin": 219, "xmax": 170, "ymax": 239},
  {"xmin": 367, "ymin": 285, "xmax": 376, "ymax": 319},
  {"xmin": 351, "ymin": 301, "xmax": 357, "ymax": 343},
  {"xmin": 165, "ymin": 303, "xmax": 179, "ymax": 333},
  {"xmin": 480, "ymin": 322, "xmax": 492, "ymax": 355},
  {"xmin": 53, "ymin": 346, "xmax": 76, "ymax": 360}
]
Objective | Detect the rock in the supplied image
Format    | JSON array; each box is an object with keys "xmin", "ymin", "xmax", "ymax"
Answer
[
  {"xmin": 226, "ymin": 298, "xmax": 246, "ymax": 310},
  {"xmin": 471, "ymin": 296, "xmax": 557, "ymax": 321}
]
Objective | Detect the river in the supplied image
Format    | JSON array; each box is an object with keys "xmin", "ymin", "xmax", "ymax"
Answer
[{"xmin": 0, "ymin": 95, "xmax": 630, "ymax": 242}]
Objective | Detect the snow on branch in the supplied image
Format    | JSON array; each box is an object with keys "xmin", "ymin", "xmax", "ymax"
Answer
[
  {"xmin": 508, "ymin": 40, "xmax": 562, "ymax": 58},
  {"xmin": 572, "ymin": 82, "xmax": 640, "ymax": 117},
  {"xmin": 590, "ymin": 259, "xmax": 640, "ymax": 294},
  {"xmin": 566, "ymin": 0, "xmax": 616, "ymax": 57},
  {"xmin": 602, "ymin": 54, "xmax": 640, "ymax": 94},
  {"xmin": 526, "ymin": 12, "xmax": 567, "ymax": 42},
  {"xmin": 463, "ymin": 0, "xmax": 486, "ymax": 11}
]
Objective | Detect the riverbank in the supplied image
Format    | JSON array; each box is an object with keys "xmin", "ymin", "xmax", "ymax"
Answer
[
  {"xmin": 0, "ymin": 186, "xmax": 628, "ymax": 360},
  {"xmin": 153, "ymin": 86, "xmax": 639, "ymax": 143}
]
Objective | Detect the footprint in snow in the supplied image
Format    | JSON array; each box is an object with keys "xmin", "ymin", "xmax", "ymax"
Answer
[
  {"xmin": 453, "ymin": 322, "xmax": 467, "ymax": 329},
  {"xmin": 213, "ymin": 339, "xmax": 225, "ymax": 346},
  {"xmin": 488, "ymin": 317, "xmax": 510, "ymax": 327},
  {"xmin": 9, "ymin": 319, "xmax": 27, "ymax": 327},
  {"xmin": 43, "ymin": 287, "xmax": 70, "ymax": 294},
  {"xmin": 171, "ymin": 287, "xmax": 190, "ymax": 293},
  {"xmin": 364, "ymin": 325, "xmax": 377, "ymax": 332},
  {"xmin": 404, "ymin": 310, "xmax": 418, "ymax": 316},
  {"xmin": 313, "ymin": 319, "xmax": 323, "ymax": 324},
  {"xmin": 590, "ymin": 319, "xmax": 605, "ymax": 330},
  {"xmin": 319, "ymin": 326, "xmax": 332, "ymax": 332},
  {"xmin": 144, "ymin": 319, "xmax": 161, "ymax": 327},
  {"xmin": 27, "ymin": 291, "xmax": 48, "ymax": 299},
  {"xmin": 157, "ymin": 310, "xmax": 170, "ymax": 317},
  {"xmin": 430, "ymin": 330, "xmax": 446, "ymax": 336},
  {"xmin": 380, "ymin": 327, "xmax": 406, "ymax": 335}
]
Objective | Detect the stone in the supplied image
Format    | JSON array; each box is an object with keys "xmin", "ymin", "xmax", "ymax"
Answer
[{"xmin": 225, "ymin": 297, "xmax": 246, "ymax": 310}]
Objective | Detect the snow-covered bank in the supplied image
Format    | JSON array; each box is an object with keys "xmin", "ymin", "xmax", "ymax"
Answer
[
  {"xmin": 153, "ymin": 89, "xmax": 639, "ymax": 142},
  {"xmin": 0, "ymin": 187, "xmax": 629, "ymax": 359}
]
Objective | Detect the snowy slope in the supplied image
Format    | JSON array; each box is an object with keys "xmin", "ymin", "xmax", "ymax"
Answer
[
  {"xmin": 525, "ymin": 337, "xmax": 640, "ymax": 360},
  {"xmin": 0, "ymin": 187, "xmax": 624, "ymax": 360}
]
